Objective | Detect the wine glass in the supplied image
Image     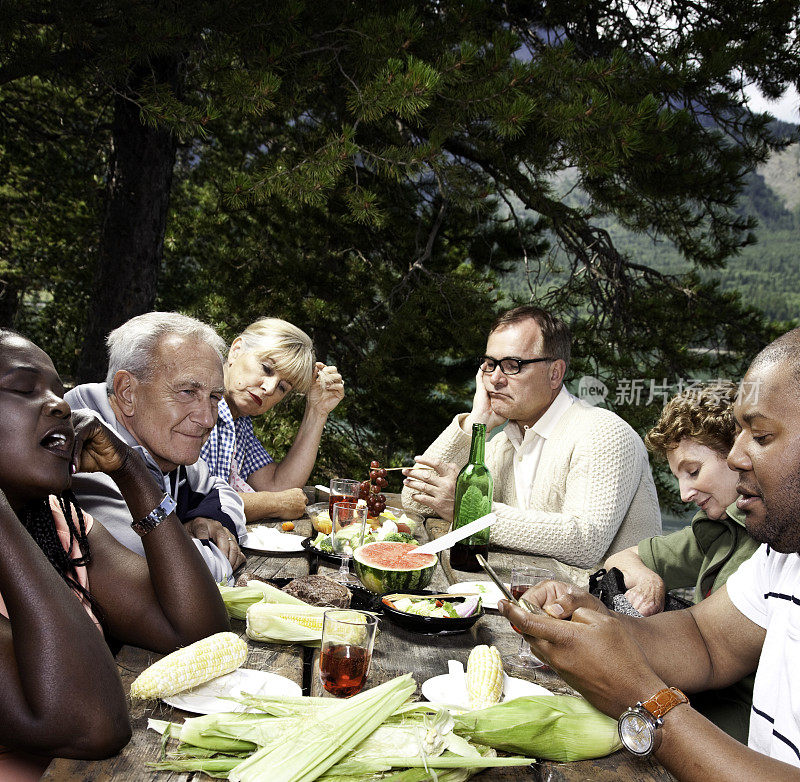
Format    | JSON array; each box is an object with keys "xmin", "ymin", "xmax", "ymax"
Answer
[
  {"xmin": 504, "ymin": 566, "xmax": 556, "ymax": 671},
  {"xmin": 330, "ymin": 502, "xmax": 368, "ymax": 585},
  {"xmin": 329, "ymin": 478, "xmax": 361, "ymax": 517},
  {"xmin": 319, "ymin": 609, "xmax": 378, "ymax": 697}
]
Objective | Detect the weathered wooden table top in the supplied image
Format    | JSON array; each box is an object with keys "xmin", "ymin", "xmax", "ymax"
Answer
[{"xmin": 43, "ymin": 493, "xmax": 674, "ymax": 781}]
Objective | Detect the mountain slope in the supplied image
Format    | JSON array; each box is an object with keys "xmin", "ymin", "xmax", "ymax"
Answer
[{"xmin": 503, "ymin": 133, "xmax": 800, "ymax": 324}]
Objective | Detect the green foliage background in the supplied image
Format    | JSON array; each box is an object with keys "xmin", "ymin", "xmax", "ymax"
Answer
[{"xmin": 2, "ymin": 0, "xmax": 800, "ymax": 506}]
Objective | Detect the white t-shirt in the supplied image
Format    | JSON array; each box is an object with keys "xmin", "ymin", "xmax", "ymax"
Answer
[{"xmin": 726, "ymin": 544, "xmax": 800, "ymax": 766}]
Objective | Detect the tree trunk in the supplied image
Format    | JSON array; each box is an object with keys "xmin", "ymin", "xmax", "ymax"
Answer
[
  {"xmin": 75, "ymin": 58, "xmax": 179, "ymax": 382},
  {"xmin": 0, "ymin": 275, "xmax": 22, "ymax": 327}
]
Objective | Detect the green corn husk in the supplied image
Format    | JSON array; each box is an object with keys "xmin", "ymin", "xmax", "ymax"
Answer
[
  {"xmin": 376, "ymin": 747, "xmax": 496, "ymax": 782},
  {"xmin": 149, "ymin": 756, "xmax": 242, "ymax": 778},
  {"xmin": 318, "ymin": 744, "xmax": 502, "ymax": 782},
  {"xmin": 148, "ymin": 716, "xmax": 260, "ymax": 753},
  {"xmin": 318, "ymin": 748, "xmax": 529, "ymax": 782},
  {"xmin": 229, "ymin": 675, "xmax": 418, "ymax": 782},
  {"xmin": 232, "ymin": 693, "xmax": 342, "ymax": 716},
  {"xmin": 218, "ymin": 582, "xmax": 306, "ymax": 619},
  {"xmin": 181, "ymin": 712, "xmax": 271, "ymax": 751},
  {"xmin": 147, "ymin": 688, "xmax": 539, "ymax": 782},
  {"xmin": 172, "ymin": 746, "xmax": 252, "ymax": 759},
  {"xmin": 368, "ymin": 754, "xmax": 533, "ymax": 770},
  {"xmin": 453, "ymin": 695, "xmax": 621, "ymax": 761}
]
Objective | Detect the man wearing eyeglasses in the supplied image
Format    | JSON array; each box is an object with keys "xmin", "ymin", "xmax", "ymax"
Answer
[{"xmin": 402, "ymin": 305, "xmax": 661, "ymax": 569}]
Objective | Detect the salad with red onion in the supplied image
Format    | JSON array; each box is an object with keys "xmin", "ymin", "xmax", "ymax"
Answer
[{"xmin": 385, "ymin": 594, "xmax": 482, "ymax": 619}]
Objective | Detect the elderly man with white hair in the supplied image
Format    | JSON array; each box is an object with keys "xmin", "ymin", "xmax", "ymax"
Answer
[{"xmin": 65, "ymin": 312, "xmax": 246, "ymax": 584}]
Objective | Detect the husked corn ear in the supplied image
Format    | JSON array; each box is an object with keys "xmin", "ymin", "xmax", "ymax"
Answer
[
  {"xmin": 467, "ymin": 644, "xmax": 504, "ymax": 710},
  {"xmin": 277, "ymin": 611, "xmax": 325, "ymax": 630},
  {"xmin": 130, "ymin": 632, "xmax": 247, "ymax": 700},
  {"xmin": 246, "ymin": 601, "xmax": 328, "ymax": 644}
]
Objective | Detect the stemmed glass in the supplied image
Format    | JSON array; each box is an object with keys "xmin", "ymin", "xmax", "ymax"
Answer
[
  {"xmin": 504, "ymin": 566, "xmax": 556, "ymax": 671},
  {"xmin": 329, "ymin": 478, "xmax": 361, "ymax": 518},
  {"xmin": 330, "ymin": 502, "xmax": 368, "ymax": 585}
]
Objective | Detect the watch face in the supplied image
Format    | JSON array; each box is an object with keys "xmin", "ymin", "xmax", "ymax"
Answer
[{"xmin": 619, "ymin": 711, "xmax": 655, "ymax": 756}]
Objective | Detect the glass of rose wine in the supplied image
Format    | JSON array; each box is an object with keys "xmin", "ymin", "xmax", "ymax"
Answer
[
  {"xmin": 329, "ymin": 478, "xmax": 361, "ymax": 517},
  {"xmin": 330, "ymin": 502, "xmax": 368, "ymax": 585},
  {"xmin": 319, "ymin": 609, "xmax": 378, "ymax": 697},
  {"xmin": 504, "ymin": 566, "xmax": 555, "ymax": 671}
]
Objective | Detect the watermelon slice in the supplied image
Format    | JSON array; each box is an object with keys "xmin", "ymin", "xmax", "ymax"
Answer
[{"xmin": 353, "ymin": 542, "xmax": 437, "ymax": 594}]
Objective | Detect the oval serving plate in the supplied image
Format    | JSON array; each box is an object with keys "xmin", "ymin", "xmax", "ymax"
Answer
[{"xmin": 380, "ymin": 589, "xmax": 484, "ymax": 635}]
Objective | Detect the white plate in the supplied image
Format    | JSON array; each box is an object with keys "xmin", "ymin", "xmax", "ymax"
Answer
[
  {"xmin": 241, "ymin": 526, "xmax": 306, "ymax": 553},
  {"xmin": 421, "ymin": 670, "xmax": 553, "ymax": 709},
  {"xmin": 163, "ymin": 668, "xmax": 301, "ymax": 714},
  {"xmin": 447, "ymin": 581, "xmax": 510, "ymax": 610}
]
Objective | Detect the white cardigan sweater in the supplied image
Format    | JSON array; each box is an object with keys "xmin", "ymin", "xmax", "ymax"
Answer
[{"xmin": 402, "ymin": 400, "xmax": 661, "ymax": 569}]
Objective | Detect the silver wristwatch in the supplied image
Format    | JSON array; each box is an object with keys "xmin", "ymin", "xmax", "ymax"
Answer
[
  {"xmin": 618, "ymin": 687, "xmax": 688, "ymax": 756},
  {"xmin": 131, "ymin": 493, "xmax": 177, "ymax": 537}
]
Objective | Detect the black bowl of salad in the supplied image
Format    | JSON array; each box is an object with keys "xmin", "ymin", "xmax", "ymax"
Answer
[{"xmin": 379, "ymin": 589, "xmax": 484, "ymax": 635}]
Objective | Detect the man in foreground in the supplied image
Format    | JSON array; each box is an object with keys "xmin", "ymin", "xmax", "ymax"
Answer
[
  {"xmin": 66, "ymin": 312, "xmax": 246, "ymax": 583},
  {"xmin": 402, "ymin": 305, "xmax": 660, "ymax": 568},
  {"xmin": 501, "ymin": 327, "xmax": 800, "ymax": 779}
]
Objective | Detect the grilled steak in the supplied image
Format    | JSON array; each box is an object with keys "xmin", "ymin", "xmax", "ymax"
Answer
[{"xmin": 282, "ymin": 575, "xmax": 351, "ymax": 607}]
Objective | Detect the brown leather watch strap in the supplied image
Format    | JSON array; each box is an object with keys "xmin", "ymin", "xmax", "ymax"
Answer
[{"xmin": 641, "ymin": 687, "xmax": 689, "ymax": 720}]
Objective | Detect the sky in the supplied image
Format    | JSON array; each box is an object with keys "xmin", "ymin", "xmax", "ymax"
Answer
[{"xmin": 744, "ymin": 84, "xmax": 800, "ymax": 124}]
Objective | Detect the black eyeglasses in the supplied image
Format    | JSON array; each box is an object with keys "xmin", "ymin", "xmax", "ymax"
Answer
[{"xmin": 478, "ymin": 355, "xmax": 555, "ymax": 375}]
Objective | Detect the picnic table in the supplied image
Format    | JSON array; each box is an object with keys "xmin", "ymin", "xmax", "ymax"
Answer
[{"xmin": 43, "ymin": 493, "xmax": 675, "ymax": 782}]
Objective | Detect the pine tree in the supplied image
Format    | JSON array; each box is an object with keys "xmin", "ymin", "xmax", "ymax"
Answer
[{"xmin": 1, "ymin": 0, "xmax": 798, "ymax": 488}]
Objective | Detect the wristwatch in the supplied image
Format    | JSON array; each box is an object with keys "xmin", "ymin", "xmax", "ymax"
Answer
[
  {"xmin": 618, "ymin": 687, "xmax": 688, "ymax": 756},
  {"xmin": 131, "ymin": 493, "xmax": 177, "ymax": 537}
]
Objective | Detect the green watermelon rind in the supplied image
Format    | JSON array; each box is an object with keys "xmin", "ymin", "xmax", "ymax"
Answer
[{"xmin": 353, "ymin": 542, "xmax": 437, "ymax": 594}]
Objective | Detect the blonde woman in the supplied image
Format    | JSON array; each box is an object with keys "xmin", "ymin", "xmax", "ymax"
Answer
[{"xmin": 200, "ymin": 318, "xmax": 344, "ymax": 521}]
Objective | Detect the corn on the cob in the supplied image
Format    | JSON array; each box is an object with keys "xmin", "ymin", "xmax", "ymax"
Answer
[
  {"xmin": 466, "ymin": 644, "xmax": 504, "ymax": 710},
  {"xmin": 130, "ymin": 631, "xmax": 247, "ymax": 700},
  {"xmin": 453, "ymin": 694, "xmax": 622, "ymax": 760},
  {"xmin": 246, "ymin": 602, "xmax": 328, "ymax": 644}
]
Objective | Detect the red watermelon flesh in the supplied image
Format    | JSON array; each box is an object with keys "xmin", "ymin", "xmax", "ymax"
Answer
[{"xmin": 353, "ymin": 541, "xmax": 437, "ymax": 593}]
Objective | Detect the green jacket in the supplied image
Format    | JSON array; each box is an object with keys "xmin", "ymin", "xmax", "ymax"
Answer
[
  {"xmin": 638, "ymin": 502, "xmax": 760, "ymax": 744},
  {"xmin": 639, "ymin": 503, "xmax": 760, "ymax": 603}
]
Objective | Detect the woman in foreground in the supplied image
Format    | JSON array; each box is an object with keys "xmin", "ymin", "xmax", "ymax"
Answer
[
  {"xmin": 603, "ymin": 381, "xmax": 759, "ymax": 741},
  {"xmin": 201, "ymin": 318, "xmax": 344, "ymax": 521},
  {"xmin": 0, "ymin": 329, "xmax": 229, "ymax": 779}
]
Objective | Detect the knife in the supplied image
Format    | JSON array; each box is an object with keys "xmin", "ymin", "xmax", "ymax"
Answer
[
  {"xmin": 414, "ymin": 513, "xmax": 497, "ymax": 555},
  {"xmin": 475, "ymin": 554, "xmax": 545, "ymax": 615}
]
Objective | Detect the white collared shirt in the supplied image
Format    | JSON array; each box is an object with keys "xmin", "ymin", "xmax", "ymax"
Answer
[{"xmin": 504, "ymin": 385, "xmax": 577, "ymax": 508}]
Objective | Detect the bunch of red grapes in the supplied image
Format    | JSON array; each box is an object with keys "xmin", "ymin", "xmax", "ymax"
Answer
[{"xmin": 359, "ymin": 460, "xmax": 388, "ymax": 518}]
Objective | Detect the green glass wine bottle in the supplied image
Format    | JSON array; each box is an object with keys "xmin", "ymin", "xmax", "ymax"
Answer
[{"xmin": 450, "ymin": 422, "xmax": 493, "ymax": 572}]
